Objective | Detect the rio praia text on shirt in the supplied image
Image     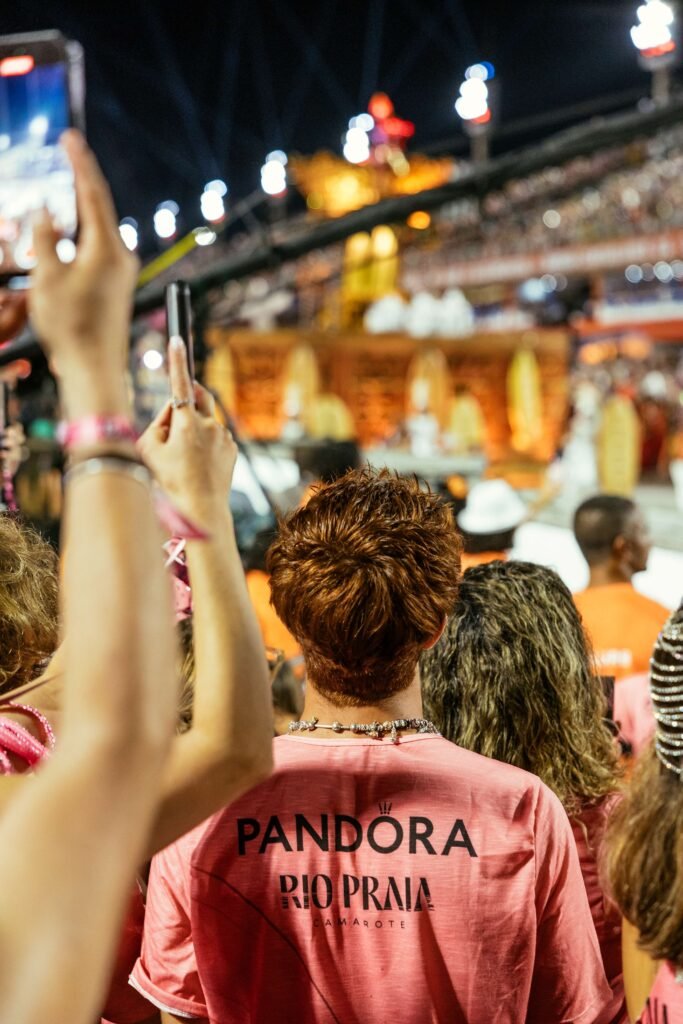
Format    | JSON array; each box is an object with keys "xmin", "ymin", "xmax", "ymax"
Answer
[
  {"xmin": 280, "ymin": 871, "xmax": 435, "ymax": 913},
  {"xmin": 237, "ymin": 813, "xmax": 478, "ymax": 857}
]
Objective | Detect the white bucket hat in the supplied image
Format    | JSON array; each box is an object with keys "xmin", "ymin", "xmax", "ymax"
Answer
[{"xmin": 457, "ymin": 479, "xmax": 527, "ymax": 535}]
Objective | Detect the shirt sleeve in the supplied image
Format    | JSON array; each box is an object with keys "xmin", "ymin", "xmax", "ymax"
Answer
[
  {"xmin": 527, "ymin": 783, "xmax": 613, "ymax": 1024},
  {"xmin": 129, "ymin": 839, "xmax": 208, "ymax": 1020}
]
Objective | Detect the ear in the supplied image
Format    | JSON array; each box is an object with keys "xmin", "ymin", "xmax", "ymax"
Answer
[
  {"xmin": 612, "ymin": 534, "xmax": 629, "ymax": 560},
  {"xmin": 422, "ymin": 616, "xmax": 447, "ymax": 651}
]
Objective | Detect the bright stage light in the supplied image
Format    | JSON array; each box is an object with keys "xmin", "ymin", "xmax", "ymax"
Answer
[
  {"xmin": 260, "ymin": 151, "xmax": 288, "ymax": 195},
  {"xmin": 455, "ymin": 77, "xmax": 489, "ymax": 121},
  {"xmin": 194, "ymin": 227, "xmax": 217, "ymax": 246},
  {"xmin": 355, "ymin": 113, "xmax": 375, "ymax": 131},
  {"xmin": 205, "ymin": 179, "xmax": 228, "ymax": 196},
  {"xmin": 631, "ymin": 0, "xmax": 676, "ymax": 52},
  {"xmin": 119, "ymin": 218, "xmax": 139, "ymax": 251},
  {"xmin": 465, "ymin": 63, "xmax": 488, "ymax": 81},
  {"xmin": 200, "ymin": 188, "xmax": 225, "ymax": 222},
  {"xmin": 343, "ymin": 124, "xmax": 371, "ymax": 163},
  {"xmin": 154, "ymin": 204, "xmax": 177, "ymax": 239}
]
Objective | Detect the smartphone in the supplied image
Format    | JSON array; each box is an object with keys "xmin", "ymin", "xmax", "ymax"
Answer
[
  {"xmin": 0, "ymin": 382, "xmax": 9, "ymax": 433},
  {"xmin": 165, "ymin": 280, "xmax": 195, "ymax": 379},
  {"xmin": 0, "ymin": 31, "xmax": 85, "ymax": 279}
]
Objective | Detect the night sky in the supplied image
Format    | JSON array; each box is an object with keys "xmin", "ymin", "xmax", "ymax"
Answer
[{"xmin": 2, "ymin": 0, "xmax": 657, "ymax": 250}]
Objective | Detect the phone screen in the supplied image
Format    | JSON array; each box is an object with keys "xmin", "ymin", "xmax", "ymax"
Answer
[{"xmin": 0, "ymin": 55, "xmax": 75, "ymax": 274}]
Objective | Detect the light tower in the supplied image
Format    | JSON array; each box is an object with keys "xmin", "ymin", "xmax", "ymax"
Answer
[
  {"xmin": 631, "ymin": 0, "xmax": 678, "ymax": 104},
  {"xmin": 455, "ymin": 62, "xmax": 496, "ymax": 163}
]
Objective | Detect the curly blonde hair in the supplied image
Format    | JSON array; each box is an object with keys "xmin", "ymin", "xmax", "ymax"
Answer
[
  {"xmin": 0, "ymin": 515, "xmax": 59, "ymax": 695},
  {"xmin": 421, "ymin": 560, "xmax": 620, "ymax": 817}
]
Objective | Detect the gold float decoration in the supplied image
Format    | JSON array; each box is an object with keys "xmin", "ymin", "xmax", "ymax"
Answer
[
  {"xmin": 282, "ymin": 344, "xmax": 321, "ymax": 420},
  {"xmin": 446, "ymin": 390, "xmax": 485, "ymax": 452},
  {"xmin": 406, "ymin": 348, "xmax": 452, "ymax": 427},
  {"xmin": 598, "ymin": 395, "xmax": 641, "ymax": 497},
  {"xmin": 507, "ymin": 347, "xmax": 543, "ymax": 455},
  {"xmin": 305, "ymin": 394, "xmax": 356, "ymax": 441},
  {"xmin": 289, "ymin": 151, "xmax": 454, "ymax": 218},
  {"xmin": 204, "ymin": 344, "xmax": 236, "ymax": 418}
]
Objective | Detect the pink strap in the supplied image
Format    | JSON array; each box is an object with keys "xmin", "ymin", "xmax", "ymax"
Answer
[
  {"xmin": 57, "ymin": 415, "xmax": 138, "ymax": 449},
  {"xmin": 0, "ymin": 703, "xmax": 55, "ymax": 774},
  {"xmin": 164, "ymin": 537, "xmax": 193, "ymax": 621},
  {"xmin": 153, "ymin": 489, "xmax": 210, "ymax": 541}
]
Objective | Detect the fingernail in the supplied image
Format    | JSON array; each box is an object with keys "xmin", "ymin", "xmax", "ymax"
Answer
[{"xmin": 169, "ymin": 335, "xmax": 185, "ymax": 351}]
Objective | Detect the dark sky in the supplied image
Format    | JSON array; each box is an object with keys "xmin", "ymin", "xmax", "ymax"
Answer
[{"xmin": 2, "ymin": 0, "xmax": 655, "ymax": 248}]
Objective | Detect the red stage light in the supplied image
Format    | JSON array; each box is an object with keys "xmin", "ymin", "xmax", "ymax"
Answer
[
  {"xmin": 642, "ymin": 39, "xmax": 676, "ymax": 58},
  {"xmin": 368, "ymin": 92, "xmax": 394, "ymax": 120},
  {"xmin": 0, "ymin": 55, "xmax": 35, "ymax": 77},
  {"xmin": 384, "ymin": 116, "xmax": 415, "ymax": 139}
]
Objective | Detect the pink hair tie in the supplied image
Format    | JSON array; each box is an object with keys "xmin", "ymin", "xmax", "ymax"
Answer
[
  {"xmin": 57, "ymin": 415, "xmax": 138, "ymax": 449},
  {"xmin": 0, "ymin": 702, "xmax": 55, "ymax": 774}
]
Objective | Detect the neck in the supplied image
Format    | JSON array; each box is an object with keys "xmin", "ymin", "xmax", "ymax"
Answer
[
  {"xmin": 300, "ymin": 669, "xmax": 424, "ymax": 737},
  {"xmin": 588, "ymin": 563, "xmax": 633, "ymax": 588}
]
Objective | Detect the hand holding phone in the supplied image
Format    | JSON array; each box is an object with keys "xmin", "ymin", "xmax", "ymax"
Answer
[{"xmin": 0, "ymin": 30, "xmax": 85, "ymax": 279}]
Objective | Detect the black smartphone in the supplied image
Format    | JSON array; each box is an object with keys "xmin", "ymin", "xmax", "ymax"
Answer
[
  {"xmin": 0, "ymin": 382, "xmax": 9, "ymax": 433},
  {"xmin": 165, "ymin": 280, "xmax": 195, "ymax": 379},
  {"xmin": 0, "ymin": 31, "xmax": 85, "ymax": 280}
]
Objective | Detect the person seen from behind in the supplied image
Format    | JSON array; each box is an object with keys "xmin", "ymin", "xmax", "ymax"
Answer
[
  {"xmin": 133, "ymin": 469, "xmax": 610, "ymax": 1024},
  {"xmin": 606, "ymin": 604, "xmax": 683, "ymax": 1022},
  {"xmin": 573, "ymin": 495, "xmax": 669, "ymax": 680},
  {"xmin": 457, "ymin": 478, "xmax": 527, "ymax": 569},
  {"xmin": 422, "ymin": 560, "xmax": 625, "ymax": 1023}
]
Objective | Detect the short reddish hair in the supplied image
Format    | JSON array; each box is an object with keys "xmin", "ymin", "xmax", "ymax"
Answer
[{"xmin": 267, "ymin": 468, "xmax": 462, "ymax": 705}]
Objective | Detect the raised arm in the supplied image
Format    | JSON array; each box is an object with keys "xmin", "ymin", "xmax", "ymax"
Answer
[
  {"xmin": 0, "ymin": 132, "xmax": 177, "ymax": 1024},
  {"xmin": 139, "ymin": 343, "xmax": 273, "ymax": 855}
]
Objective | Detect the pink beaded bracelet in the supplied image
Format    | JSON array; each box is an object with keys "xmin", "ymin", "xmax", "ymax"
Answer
[{"xmin": 57, "ymin": 414, "xmax": 138, "ymax": 449}]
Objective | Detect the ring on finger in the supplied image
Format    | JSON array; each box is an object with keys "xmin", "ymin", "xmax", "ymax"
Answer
[{"xmin": 171, "ymin": 398, "xmax": 193, "ymax": 410}]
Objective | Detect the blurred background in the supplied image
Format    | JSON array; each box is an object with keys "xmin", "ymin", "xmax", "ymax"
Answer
[{"xmin": 3, "ymin": 0, "xmax": 683, "ymax": 603}]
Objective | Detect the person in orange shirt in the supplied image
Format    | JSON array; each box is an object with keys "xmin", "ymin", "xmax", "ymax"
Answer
[
  {"xmin": 244, "ymin": 526, "xmax": 301, "ymax": 664},
  {"xmin": 573, "ymin": 494, "xmax": 670, "ymax": 680}
]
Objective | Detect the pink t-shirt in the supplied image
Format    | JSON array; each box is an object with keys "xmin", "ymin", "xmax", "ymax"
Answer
[
  {"xmin": 100, "ymin": 887, "xmax": 157, "ymax": 1024},
  {"xmin": 132, "ymin": 734, "xmax": 611, "ymax": 1024},
  {"xmin": 572, "ymin": 801, "xmax": 626, "ymax": 1024},
  {"xmin": 639, "ymin": 961, "xmax": 683, "ymax": 1022},
  {"xmin": 614, "ymin": 674, "xmax": 655, "ymax": 758}
]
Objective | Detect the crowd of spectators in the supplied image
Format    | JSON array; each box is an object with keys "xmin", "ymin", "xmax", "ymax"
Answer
[{"xmin": 0, "ymin": 131, "xmax": 682, "ymax": 1024}]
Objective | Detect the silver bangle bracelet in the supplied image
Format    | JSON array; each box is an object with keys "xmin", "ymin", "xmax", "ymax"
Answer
[{"xmin": 64, "ymin": 456, "xmax": 152, "ymax": 489}]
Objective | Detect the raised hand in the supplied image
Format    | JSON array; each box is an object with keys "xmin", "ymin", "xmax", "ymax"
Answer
[{"xmin": 138, "ymin": 337, "xmax": 237, "ymax": 529}]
